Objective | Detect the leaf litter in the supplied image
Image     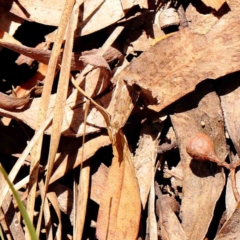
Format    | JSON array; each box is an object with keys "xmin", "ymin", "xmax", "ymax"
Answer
[{"xmin": 1, "ymin": 0, "xmax": 240, "ymax": 239}]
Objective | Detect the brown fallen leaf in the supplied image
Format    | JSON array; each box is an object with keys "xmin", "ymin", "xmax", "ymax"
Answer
[
  {"xmin": 170, "ymin": 82, "xmax": 226, "ymax": 240},
  {"xmin": 146, "ymin": 167, "xmax": 158, "ymax": 240},
  {"xmin": 96, "ymin": 129, "xmax": 141, "ymax": 240},
  {"xmin": 90, "ymin": 163, "xmax": 109, "ymax": 204},
  {"xmin": 225, "ymin": 170, "xmax": 240, "ymax": 219},
  {"xmin": 0, "ymin": 6, "xmax": 24, "ymax": 35},
  {"xmin": 2, "ymin": 0, "xmax": 124, "ymax": 36},
  {"xmin": 14, "ymin": 42, "xmax": 49, "ymax": 97},
  {"xmin": 186, "ymin": 3, "xmax": 218, "ymax": 35},
  {"xmin": 134, "ymin": 122, "xmax": 163, "ymax": 208},
  {"xmin": 49, "ymin": 182, "xmax": 74, "ymax": 225},
  {"xmin": 214, "ymin": 201, "xmax": 240, "ymax": 240},
  {"xmin": 155, "ymin": 183, "xmax": 188, "ymax": 240},
  {"xmin": 219, "ymin": 73, "xmax": 240, "ymax": 156},
  {"xmin": 112, "ymin": 2, "xmax": 240, "ymax": 112},
  {"xmin": 218, "ymin": 73, "xmax": 240, "ymax": 218},
  {"xmin": 136, "ymin": 0, "xmax": 148, "ymax": 8},
  {"xmin": 201, "ymin": 0, "xmax": 226, "ymax": 10}
]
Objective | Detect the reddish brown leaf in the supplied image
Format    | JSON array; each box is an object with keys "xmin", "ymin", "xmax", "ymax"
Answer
[
  {"xmin": 96, "ymin": 130, "xmax": 141, "ymax": 240},
  {"xmin": 96, "ymin": 79, "xmax": 141, "ymax": 240},
  {"xmin": 113, "ymin": 4, "xmax": 240, "ymax": 112}
]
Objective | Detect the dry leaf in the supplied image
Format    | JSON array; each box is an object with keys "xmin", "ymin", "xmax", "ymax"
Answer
[
  {"xmin": 215, "ymin": 201, "xmax": 240, "ymax": 240},
  {"xmin": 0, "ymin": 74, "xmax": 111, "ymax": 137},
  {"xmin": 225, "ymin": 171, "xmax": 240, "ymax": 219},
  {"xmin": 134, "ymin": 122, "xmax": 162, "ymax": 208},
  {"xmin": 96, "ymin": 130, "xmax": 141, "ymax": 240},
  {"xmin": 14, "ymin": 63, "xmax": 47, "ymax": 97},
  {"xmin": 79, "ymin": 55, "xmax": 110, "ymax": 70},
  {"xmin": 201, "ymin": 0, "xmax": 226, "ymax": 10},
  {"xmin": 186, "ymin": 3, "xmax": 218, "ymax": 34},
  {"xmin": 113, "ymin": 4, "xmax": 240, "ymax": 112},
  {"xmin": 155, "ymin": 185, "xmax": 188, "ymax": 240},
  {"xmin": 0, "ymin": 6, "xmax": 24, "ymax": 35},
  {"xmin": 16, "ymin": 0, "xmax": 124, "ymax": 36},
  {"xmin": 218, "ymin": 73, "xmax": 240, "ymax": 218},
  {"xmin": 47, "ymin": 192, "xmax": 62, "ymax": 239},
  {"xmin": 170, "ymin": 82, "xmax": 226, "ymax": 240},
  {"xmin": 146, "ymin": 172, "xmax": 157, "ymax": 240},
  {"xmin": 91, "ymin": 163, "xmax": 109, "ymax": 204},
  {"xmin": 219, "ymin": 73, "xmax": 240, "ymax": 155},
  {"xmin": 49, "ymin": 163, "xmax": 109, "ymax": 226},
  {"xmin": 96, "ymin": 79, "xmax": 141, "ymax": 240}
]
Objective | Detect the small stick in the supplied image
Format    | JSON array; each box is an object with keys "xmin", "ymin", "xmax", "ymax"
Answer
[{"xmin": 229, "ymin": 167, "xmax": 240, "ymax": 202}]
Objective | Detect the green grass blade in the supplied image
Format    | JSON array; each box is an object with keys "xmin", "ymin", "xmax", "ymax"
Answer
[
  {"xmin": 0, "ymin": 165, "xmax": 39, "ymax": 240},
  {"xmin": 0, "ymin": 224, "xmax": 4, "ymax": 240}
]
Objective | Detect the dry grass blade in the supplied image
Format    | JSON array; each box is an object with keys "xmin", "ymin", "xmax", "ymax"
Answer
[
  {"xmin": 26, "ymin": 0, "xmax": 76, "ymax": 238},
  {"xmin": 147, "ymin": 177, "xmax": 158, "ymax": 240},
  {"xmin": 47, "ymin": 192, "xmax": 62, "ymax": 240},
  {"xmin": 0, "ymin": 111, "xmax": 53, "ymax": 213},
  {"xmin": 74, "ymin": 98, "xmax": 90, "ymax": 240},
  {"xmin": 38, "ymin": 180, "xmax": 53, "ymax": 240},
  {"xmin": 36, "ymin": 0, "xmax": 78, "ymax": 235},
  {"xmin": 74, "ymin": 160, "xmax": 90, "ymax": 240}
]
